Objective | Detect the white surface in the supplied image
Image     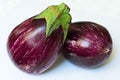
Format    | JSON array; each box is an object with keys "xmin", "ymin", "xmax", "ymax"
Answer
[{"xmin": 0, "ymin": 0, "xmax": 120, "ymax": 80}]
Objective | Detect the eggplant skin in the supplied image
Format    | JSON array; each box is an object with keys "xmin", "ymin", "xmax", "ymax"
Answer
[
  {"xmin": 7, "ymin": 18, "xmax": 63, "ymax": 74},
  {"xmin": 62, "ymin": 22, "xmax": 112, "ymax": 68}
]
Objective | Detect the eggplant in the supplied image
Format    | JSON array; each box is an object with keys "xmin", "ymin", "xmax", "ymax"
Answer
[
  {"xmin": 62, "ymin": 22, "xmax": 112, "ymax": 68},
  {"xmin": 7, "ymin": 3, "xmax": 71, "ymax": 74}
]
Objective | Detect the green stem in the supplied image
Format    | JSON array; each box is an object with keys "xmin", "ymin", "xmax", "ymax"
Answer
[{"xmin": 34, "ymin": 3, "xmax": 71, "ymax": 42}]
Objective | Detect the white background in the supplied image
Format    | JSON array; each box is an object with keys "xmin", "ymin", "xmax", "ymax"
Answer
[{"xmin": 0, "ymin": 0, "xmax": 120, "ymax": 80}]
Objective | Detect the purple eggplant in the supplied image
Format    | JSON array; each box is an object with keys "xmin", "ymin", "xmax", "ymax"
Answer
[
  {"xmin": 62, "ymin": 22, "xmax": 112, "ymax": 68},
  {"xmin": 7, "ymin": 3, "xmax": 71, "ymax": 74}
]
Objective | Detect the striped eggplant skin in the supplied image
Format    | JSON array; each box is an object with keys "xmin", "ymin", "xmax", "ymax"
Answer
[
  {"xmin": 7, "ymin": 18, "xmax": 63, "ymax": 74},
  {"xmin": 62, "ymin": 22, "xmax": 112, "ymax": 68}
]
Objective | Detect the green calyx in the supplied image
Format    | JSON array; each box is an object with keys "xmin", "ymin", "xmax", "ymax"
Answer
[{"xmin": 34, "ymin": 3, "xmax": 71, "ymax": 42}]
